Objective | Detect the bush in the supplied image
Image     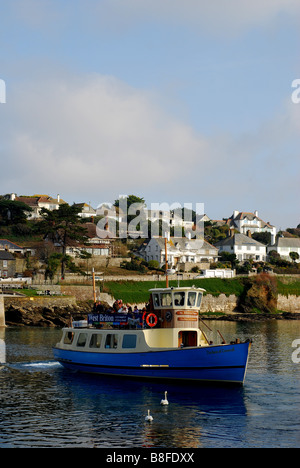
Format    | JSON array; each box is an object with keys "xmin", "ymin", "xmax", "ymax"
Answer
[
  {"xmin": 121, "ymin": 259, "xmax": 147, "ymax": 273},
  {"xmin": 147, "ymin": 260, "xmax": 160, "ymax": 270}
]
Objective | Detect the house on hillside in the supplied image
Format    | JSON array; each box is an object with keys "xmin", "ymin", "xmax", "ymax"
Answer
[
  {"xmin": 74, "ymin": 203, "xmax": 96, "ymax": 219},
  {"xmin": 7, "ymin": 193, "xmax": 67, "ymax": 219},
  {"xmin": 215, "ymin": 231, "xmax": 267, "ymax": 262},
  {"xmin": 0, "ymin": 251, "xmax": 16, "ymax": 277},
  {"xmin": 267, "ymin": 237, "xmax": 300, "ymax": 262},
  {"xmin": 0, "ymin": 239, "xmax": 35, "ymax": 256},
  {"xmin": 137, "ymin": 236, "xmax": 218, "ymax": 270},
  {"xmin": 225, "ymin": 210, "xmax": 276, "ymax": 244},
  {"xmin": 65, "ymin": 222, "xmax": 112, "ymax": 257}
]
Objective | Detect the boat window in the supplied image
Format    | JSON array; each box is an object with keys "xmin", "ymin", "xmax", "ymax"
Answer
[
  {"xmin": 197, "ymin": 293, "xmax": 203, "ymax": 308},
  {"xmin": 63, "ymin": 331, "xmax": 74, "ymax": 345},
  {"xmin": 161, "ymin": 293, "xmax": 173, "ymax": 307},
  {"xmin": 122, "ymin": 334, "xmax": 137, "ymax": 349},
  {"xmin": 152, "ymin": 293, "xmax": 160, "ymax": 308},
  {"xmin": 89, "ymin": 334, "xmax": 102, "ymax": 349},
  {"xmin": 173, "ymin": 292, "xmax": 185, "ymax": 307},
  {"xmin": 77, "ymin": 333, "xmax": 88, "ymax": 347},
  {"xmin": 105, "ymin": 334, "xmax": 119, "ymax": 349},
  {"xmin": 187, "ymin": 292, "xmax": 197, "ymax": 307}
]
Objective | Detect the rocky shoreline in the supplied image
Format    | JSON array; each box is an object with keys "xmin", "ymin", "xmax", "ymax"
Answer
[
  {"xmin": 3, "ymin": 302, "xmax": 300, "ymax": 327},
  {"xmin": 4, "ymin": 302, "xmax": 93, "ymax": 328}
]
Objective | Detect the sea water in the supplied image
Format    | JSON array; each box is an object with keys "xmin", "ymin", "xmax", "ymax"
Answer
[{"xmin": 0, "ymin": 321, "xmax": 299, "ymax": 448}]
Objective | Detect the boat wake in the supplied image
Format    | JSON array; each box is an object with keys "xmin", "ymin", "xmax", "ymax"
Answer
[{"xmin": 3, "ymin": 361, "xmax": 62, "ymax": 372}]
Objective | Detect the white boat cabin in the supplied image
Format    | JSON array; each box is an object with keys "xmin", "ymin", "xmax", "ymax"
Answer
[{"xmin": 57, "ymin": 287, "xmax": 208, "ymax": 353}]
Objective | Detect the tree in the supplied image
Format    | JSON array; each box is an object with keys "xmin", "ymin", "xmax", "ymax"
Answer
[
  {"xmin": 289, "ymin": 251, "xmax": 299, "ymax": 263},
  {"xmin": 252, "ymin": 232, "xmax": 271, "ymax": 245},
  {"xmin": 219, "ymin": 251, "xmax": 237, "ymax": 269},
  {"xmin": 0, "ymin": 199, "xmax": 32, "ymax": 225},
  {"xmin": 38, "ymin": 204, "xmax": 88, "ymax": 279},
  {"xmin": 45, "ymin": 253, "xmax": 62, "ymax": 282}
]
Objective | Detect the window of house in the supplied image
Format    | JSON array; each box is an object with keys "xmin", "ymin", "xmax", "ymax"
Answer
[
  {"xmin": 89, "ymin": 334, "xmax": 102, "ymax": 349},
  {"xmin": 122, "ymin": 335, "xmax": 137, "ymax": 349},
  {"xmin": 77, "ymin": 333, "xmax": 88, "ymax": 347}
]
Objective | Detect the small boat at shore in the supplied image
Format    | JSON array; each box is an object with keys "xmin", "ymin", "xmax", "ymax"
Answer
[{"xmin": 53, "ymin": 284, "xmax": 252, "ymax": 385}]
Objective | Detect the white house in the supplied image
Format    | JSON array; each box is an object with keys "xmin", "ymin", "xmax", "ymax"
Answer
[
  {"xmin": 138, "ymin": 236, "xmax": 218, "ymax": 269},
  {"xmin": 8, "ymin": 194, "xmax": 67, "ymax": 219},
  {"xmin": 267, "ymin": 237, "xmax": 300, "ymax": 263},
  {"xmin": 74, "ymin": 203, "xmax": 96, "ymax": 219},
  {"xmin": 65, "ymin": 223, "xmax": 112, "ymax": 257},
  {"xmin": 226, "ymin": 210, "xmax": 276, "ymax": 244},
  {"xmin": 215, "ymin": 232, "xmax": 267, "ymax": 262}
]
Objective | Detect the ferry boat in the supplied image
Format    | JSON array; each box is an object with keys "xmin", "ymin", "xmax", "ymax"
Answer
[{"xmin": 53, "ymin": 285, "xmax": 251, "ymax": 385}]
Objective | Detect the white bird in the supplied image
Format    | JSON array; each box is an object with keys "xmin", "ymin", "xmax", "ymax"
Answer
[
  {"xmin": 145, "ymin": 409, "xmax": 153, "ymax": 422},
  {"xmin": 160, "ymin": 391, "xmax": 169, "ymax": 406}
]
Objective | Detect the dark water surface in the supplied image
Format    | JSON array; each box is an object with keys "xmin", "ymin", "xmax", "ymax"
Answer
[{"xmin": 0, "ymin": 321, "xmax": 299, "ymax": 448}]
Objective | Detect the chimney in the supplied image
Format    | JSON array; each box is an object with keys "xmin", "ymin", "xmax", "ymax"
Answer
[
  {"xmin": 247, "ymin": 230, "xmax": 252, "ymax": 238},
  {"xmin": 233, "ymin": 210, "xmax": 239, "ymax": 219},
  {"xmin": 254, "ymin": 210, "xmax": 258, "ymax": 217},
  {"xmin": 57, "ymin": 194, "xmax": 60, "ymax": 204}
]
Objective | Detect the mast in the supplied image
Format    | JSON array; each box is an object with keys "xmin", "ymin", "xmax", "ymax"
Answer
[
  {"xmin": 92, "ymin": 268, "xmax": 97, "ymax": 303},
  {"xmin": 165, "ymin": 233, "xmax": 169, "ymax": 288}
]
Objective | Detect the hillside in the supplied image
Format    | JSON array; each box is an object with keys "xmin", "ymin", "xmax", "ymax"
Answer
[{"xmin": 103, "ymin": 276, "xmax": 300, "ymax": 307}]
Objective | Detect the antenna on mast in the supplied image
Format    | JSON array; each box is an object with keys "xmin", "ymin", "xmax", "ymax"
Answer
[{"xmin": 164, "ymin": 232, "xmax": 169, "ymax": 288}]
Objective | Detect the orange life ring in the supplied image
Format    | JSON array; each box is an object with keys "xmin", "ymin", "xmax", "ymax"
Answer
[{"xmin": 146, "ymin": 313, "xmax": 158, "ymax": 328}]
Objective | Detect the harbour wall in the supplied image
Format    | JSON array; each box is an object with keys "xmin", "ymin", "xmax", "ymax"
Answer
[
  {"xmin": 98, "ymin": 292, "xmax": 300, "ymax": 314},
  {"xmin": 277, "ymin": 295, "xmax": 300, "ymax": 313},
  {"xmin": 4, "ymin": 296, "xmax": 77, "ymax": 310}
]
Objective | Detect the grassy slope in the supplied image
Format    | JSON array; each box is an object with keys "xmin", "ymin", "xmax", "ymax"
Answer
[
  {"xmin": 104, "ymin": 278, "xmax": 247, "ymax": 304},
  {"xmin": 104, "ymin": 276, "xmax": 300, "ymax": 304}
]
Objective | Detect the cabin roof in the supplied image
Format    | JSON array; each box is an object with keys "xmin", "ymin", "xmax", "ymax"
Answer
[{"xmin": 149, "ymin": 287, "xmax": 206, "ymax": 293}]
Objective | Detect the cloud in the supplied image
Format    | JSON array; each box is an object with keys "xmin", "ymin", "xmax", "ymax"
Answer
[
  {"xmin": 1, "ymin": 70, "xmax": 298, "ymax": 228},
  {"xmin": 1, "ymin": 73, "xmax": 209, "ymax": 203}
]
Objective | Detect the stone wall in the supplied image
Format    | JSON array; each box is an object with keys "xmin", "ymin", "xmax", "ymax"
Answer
[
  {"xmin": 277, "ymin": 294, "xmax": 300, "ymax": 313},
  {"xmin": 96, "ymin": 292, "xmax": 300, "ymax": 314},
  {"xmin": 4, "ymin": 296, "xmax": 76, "ymax": 310},
  {"xmin": 60, "ymin": 285, "xmax": 95, "ymax": 301},
  {"xmin": 201, "ymin": 294, "xmax": 239, "ymax": 313}
]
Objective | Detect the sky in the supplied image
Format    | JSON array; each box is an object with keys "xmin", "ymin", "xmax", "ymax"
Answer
[{"xmin": 0, "ymin": 0, "xmax": 299, "ymax": 230}]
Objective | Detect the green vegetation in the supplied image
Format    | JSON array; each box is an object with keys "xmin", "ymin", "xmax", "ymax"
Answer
[
  {"xmin": 277, "ymin": 279, "xmax": 300, "ymax": 297},
  {"xmin": 104, "ymin": 277, "xmax": 248, "ymax": 304},
  {"xmin": 104, "ymin": 275, "xmax": 300, "ymax": 314}
]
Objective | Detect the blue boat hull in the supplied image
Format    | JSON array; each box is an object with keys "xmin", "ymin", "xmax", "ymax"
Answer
[{"xmin": 53, "ymin": 342, "xmax": 251, "ymax": 385}]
